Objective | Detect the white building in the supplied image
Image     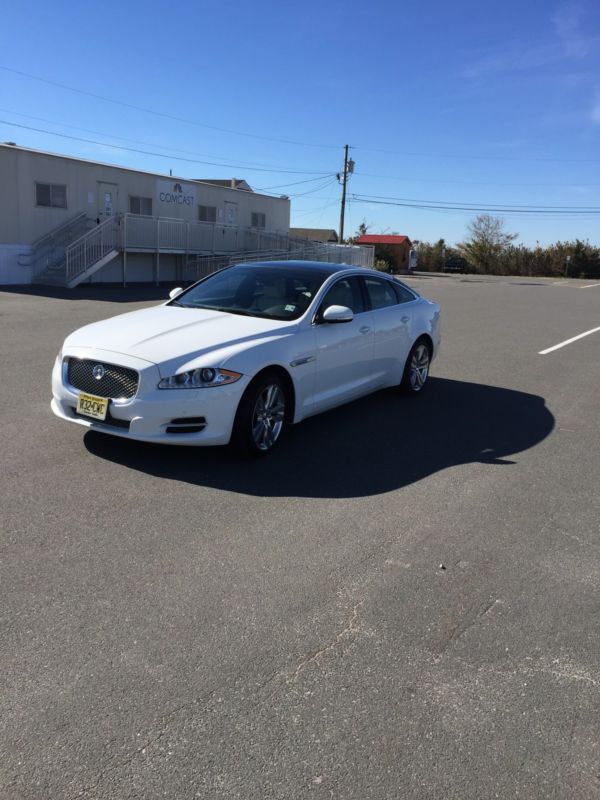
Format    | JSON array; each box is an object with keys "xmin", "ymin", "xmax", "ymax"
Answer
[{"xmin": 0, "ymin": 143, "xmax": 294, "ymax": 286}]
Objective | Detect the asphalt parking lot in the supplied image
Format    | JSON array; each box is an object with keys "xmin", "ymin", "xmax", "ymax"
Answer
[{"xmin": 1, "ymin": 274, "xmax": 599, "ymax": 800}]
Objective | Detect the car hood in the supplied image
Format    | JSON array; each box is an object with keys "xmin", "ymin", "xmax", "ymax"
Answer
[{"xmin": 64, "ymin": 305, "xmax": 295, "ymax": 365}]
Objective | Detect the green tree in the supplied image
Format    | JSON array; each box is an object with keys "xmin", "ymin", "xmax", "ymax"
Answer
[
  {"xmin": 458, "ymin": 215, "xmax": 518, "ymax": 273},
  {"xmin": 349, "ymin": 220, "xmax": 370, "ymax": 245}
]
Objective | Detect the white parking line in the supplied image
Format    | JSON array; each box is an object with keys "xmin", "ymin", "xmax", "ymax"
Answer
[
  {"xmin": 539, "ymin": 326, "xmax": 600, "ymax": 355},
  {"xmin": 580, "ymin": 283, "xmax": 600, "ymax": 289}
]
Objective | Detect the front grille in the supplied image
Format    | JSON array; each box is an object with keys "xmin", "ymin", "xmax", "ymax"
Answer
[{"xmin": 67, "ymin": 358, "xmax": 139, "ymax": 399}]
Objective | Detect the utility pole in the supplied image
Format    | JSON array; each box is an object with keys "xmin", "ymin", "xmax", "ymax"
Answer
[{"xmin": 339, "ymin": 144, "xmax": 350, "ymax": 243}]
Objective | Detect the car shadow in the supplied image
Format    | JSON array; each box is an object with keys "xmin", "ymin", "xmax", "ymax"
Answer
[
  {"xmin": 83, "ymin": 378, "xmax": 554, "ymax": 499},
  {"xmin": 1, "ymin": 284, "xmax": 181, "ymax": 303}
]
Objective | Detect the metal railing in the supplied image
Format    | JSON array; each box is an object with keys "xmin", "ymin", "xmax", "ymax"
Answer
[
  {"xmin": 27, "ymin": 212, "xmax": 89, "ymax": 278},
  {"xmin": 65, "ymin": 215, "xmax": 121, "ymax": 284},
  {"xmin": 184, "ymin": 242, "xmax": 375, "ymax": 284},
  {"xmin": 31, "ymin": 210, "xmax": 374, "ymax": 286},
  {"xmin": 123, "ymin": 213, "xmax": 297, "ymax": 255}
]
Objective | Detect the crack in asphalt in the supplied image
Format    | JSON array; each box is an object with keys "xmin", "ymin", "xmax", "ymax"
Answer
[
  {"xmin": 68, "ymin": 602, "xmax": 364, "ymax": 798},
  {"xmin": 449, "ymin": 654, "xmax": 600, "ymax": 689},
  {"xmin": 69, "ymin": 689, "xmax": 217, "ymax": 799},
  {"xmin": 434, "ymin": 596, "xmax": 500, "ymax": 661},
  {"xmin": 285, "ymin": 603, "xmax": 362, "ymax": 684}
]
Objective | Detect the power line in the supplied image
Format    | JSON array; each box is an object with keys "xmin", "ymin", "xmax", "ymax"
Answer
[
  {"xmin": 348, "ymin": 197, "xmax": 600, "ymax": 222},
  {"xmin": 351, "ymin": 145, "xmax": 600, "ymax": 164},
  {"xmin": 352, "ymin": 192, "xmax": 600, "ymax": 211},
  {"xmin": 0, "ymin": 120, "xmax": 334, "ymax": 176},
  {"xmin": 3, "ymin": 66, "xmax": 598, "ymax": 166},
  {"xmin": 351, "ymin": 194, "xmax": 600, "ymax": 215},
  {"xmin": 0, "ymin": 107, "xmax": 335, "ymax": 175},
  {"xmin": 355, "ymin": 170, "xmax": 600, "ymax": 188},
  {"xmin": 287, "ymin": 177, "xmax": 339, "ymax": 198},
  {"xmin": 292, "ymin": 199, "xmax": 341, "ymax": 218},
  {"xmin": 253, "ymin": 174, "xmax": 337, "ymax": 191},
  {"xmin": 0, "ymin": 65, "xmax": 340, "ymax": 150}
]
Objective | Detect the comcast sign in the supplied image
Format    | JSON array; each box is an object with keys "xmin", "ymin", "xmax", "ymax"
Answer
[{"xmin": 157, "ymin": 180, "xmax": 196, "ymax": 207}]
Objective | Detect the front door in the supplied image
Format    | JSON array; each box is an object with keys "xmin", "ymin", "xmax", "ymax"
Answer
[{"xmin": 97, "ymin": 182, "xmax": 119, "ymax": 220}]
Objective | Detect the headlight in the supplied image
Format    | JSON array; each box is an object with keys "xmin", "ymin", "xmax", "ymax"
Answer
[{"xmin": 158, "ymin": 367, "xmax": 242, "ymax": 389}]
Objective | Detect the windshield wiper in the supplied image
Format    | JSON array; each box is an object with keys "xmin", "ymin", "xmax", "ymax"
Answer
[
  {"xmin": 171, "ymin": 303, "xmax": 258, "ymax": 316},
  {"xmin": 209, "ymin": 306, "xmax": 257, "ymax": 317}
]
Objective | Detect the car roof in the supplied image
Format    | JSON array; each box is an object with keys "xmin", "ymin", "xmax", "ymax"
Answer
[{"xmin": 232, "ymin": 260, "xmax": 356, "ymax": 276}]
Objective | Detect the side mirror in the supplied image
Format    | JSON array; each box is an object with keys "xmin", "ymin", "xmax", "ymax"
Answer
[
  {"xmin": 322, "ymin": 304, "xmax": 354, "ymax": 323},
  {"xmin": 169, "ymin": 287, "xmax": 184, "ymax": 300}
]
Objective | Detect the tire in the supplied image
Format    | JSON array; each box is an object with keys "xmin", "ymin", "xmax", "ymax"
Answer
[
  {"xmin": 400, "ymin": 339, "xmax": 431, "ymax": 396},
  {"xmin": 232, "ymin": 372, "xmax": 288, "ymax": 456}
]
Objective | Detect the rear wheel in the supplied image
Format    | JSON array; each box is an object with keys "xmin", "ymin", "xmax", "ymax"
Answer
[
  {"xmin": 400, "ymin": 339, "xmax": 431, "ymax": 395},
  {"xmin": 232, "ymin": 372, "xmax": 288, "ymax": 456}
]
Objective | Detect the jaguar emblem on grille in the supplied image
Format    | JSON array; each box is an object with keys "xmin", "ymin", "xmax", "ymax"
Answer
[{"xmin": 92, "ymin": 364, "xmax": 106, "ymax": 380}]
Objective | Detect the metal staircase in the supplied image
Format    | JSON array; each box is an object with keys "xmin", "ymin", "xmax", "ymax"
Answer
[
  {"xmin": 64, "ymin": 215, "xmax": 121, "ymax": 288},
  {"xmin": 31, "ymin": 214, "xmax": 119, "ymax": 288},
  {"xmin": 24, "ymin": 212, "xmax": 90, "ymax": 284},
  {"xmin": 30, "ymin": 213, "xmax": 374, "ymax": 288}
]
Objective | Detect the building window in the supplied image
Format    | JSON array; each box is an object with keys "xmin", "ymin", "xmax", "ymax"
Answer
[
  {"xmin": 35, "ymin": 183, "xmax": 67, "ymax": 209},
  {"xmin": 199, "ymin": 205, "xmax": 217, "ymax": 223},
  {"xmin": 129, "ymin": 196, "xmax": 153, "ymax": 215},
  {"xmin": 251, "ymin": 212, "xmax": 266, "ymax": 228}
]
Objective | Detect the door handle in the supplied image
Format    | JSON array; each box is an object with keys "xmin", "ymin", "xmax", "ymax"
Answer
[
  {"xmin": 401, "ymin": 316, "xmax": 410, "ymax": 323},
  {"xmin": 359, "ymin": 326, "xmax": 371, "ymax": 334}
]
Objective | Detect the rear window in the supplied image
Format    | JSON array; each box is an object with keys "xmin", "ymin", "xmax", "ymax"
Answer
[{"xmin": 364, "ymin": 277, "xmax": 399, "ymax": 309}]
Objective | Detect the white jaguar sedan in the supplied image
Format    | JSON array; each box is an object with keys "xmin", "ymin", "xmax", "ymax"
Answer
[{"xmin": 51, "ymin": 261, "xmax": 440, "ymax": 455}]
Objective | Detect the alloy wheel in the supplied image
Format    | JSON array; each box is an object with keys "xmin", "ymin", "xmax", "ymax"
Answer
[
  {"xmin": 409, "ymin": 343, "xmax": 430, "ymax": 392},
  {"xmin": 251, "ymin": 384, "xmax": 286, "ymax": 451}
]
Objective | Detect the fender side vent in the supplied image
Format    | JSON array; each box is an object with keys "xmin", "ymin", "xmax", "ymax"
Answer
[{"xmin": 166, "ymin": 416, "xmax": 207, "ymax": 434}]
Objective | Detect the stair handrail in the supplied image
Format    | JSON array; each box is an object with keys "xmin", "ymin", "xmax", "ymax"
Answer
[
  {"xmin": 28, "ymin": 212, "xmax": 90, "ymax": 276},
  {"xmin": 30, "ymin": 211, "xmax": 88, "ymax": 249},
  {"xmin": 65, "ymin": 214, "xmax": 122, "ymax": 283}
]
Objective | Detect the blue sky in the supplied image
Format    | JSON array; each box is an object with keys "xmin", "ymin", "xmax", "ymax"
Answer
[{"xmin": 1, "ymin": 0, "xmax": 599, "ymax": 246}]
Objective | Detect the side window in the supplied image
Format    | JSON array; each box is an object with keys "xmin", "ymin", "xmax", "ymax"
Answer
[
  {"xmin": 364, "ymin": 277, "xmax": 398, "ymax": 310},
  {"xmin": 36, "ymin": 182, "xmax": 67, "ymax": 209},
  {"xmin": 199, "ymin": 205, "xmax": 217, "ymax": 223},
  {"xmin": 392, "ymin": 281, "xmax": 416, "ymax": 304},
  {"xmin": 129, "ymin": 196, "xmax": 152, "ymax": 215},
  {"xmin": 320, "ymin": 277, "xmax": 365, "ymax": 315}
]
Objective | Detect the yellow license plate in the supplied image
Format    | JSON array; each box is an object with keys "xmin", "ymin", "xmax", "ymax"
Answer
[{"xmin": 77, "ymin": 392, "xmax": 109, "ymax": 421}]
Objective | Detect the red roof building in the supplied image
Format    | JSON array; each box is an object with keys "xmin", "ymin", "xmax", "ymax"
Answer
[
  {"xmin": 355, "ymin": 235, "xmax": 413, "ymax": 271},
  {"xmin": 355, "ymin": 235, "xmax": 410, "ymax": 246}
]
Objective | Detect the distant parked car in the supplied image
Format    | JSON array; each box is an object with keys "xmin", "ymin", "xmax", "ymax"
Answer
[
  {"xmin": 443, "ymin": 256, "xmax": 468, "ymax": 273},
  {"xmin": 51, "ymin": 261, "xmax": 441, "ymax": 456}
]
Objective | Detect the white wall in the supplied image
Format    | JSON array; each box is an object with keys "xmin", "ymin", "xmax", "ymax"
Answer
[
  {"xmin": 0, "ymin": 145, "xmax": 291, "ymax": 246},
  {"xmin": 0, "ymin": 245, "xmax": 32, "ymax": 284}
]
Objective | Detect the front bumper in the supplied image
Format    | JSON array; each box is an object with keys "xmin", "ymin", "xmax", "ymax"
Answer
[{"xmin": 51, "ymin": 348, "xmax": 250, "ymax": 446}]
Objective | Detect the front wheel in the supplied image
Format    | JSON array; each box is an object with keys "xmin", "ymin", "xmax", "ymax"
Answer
[
  {"xmin": 400, "ymin": 340, "xmax": 431, "ymax": 395},
  {"xmin": 232, "ymin": 373, "xmax": 288, "ymax": 456}
]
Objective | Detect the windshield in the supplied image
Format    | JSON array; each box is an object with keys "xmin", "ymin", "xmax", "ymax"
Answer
[{"xmin": 171, "ymin": 265, "xmax": 332, "ymax": 320}]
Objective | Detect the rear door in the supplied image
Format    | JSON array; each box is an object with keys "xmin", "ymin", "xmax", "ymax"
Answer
[
  {"xmin": 363, "ymin": 275, "xmax": 415, "ymax": 385},
  {"xmin": 312, "ymin": 276, "xmax": 375, "ymax": 411}
]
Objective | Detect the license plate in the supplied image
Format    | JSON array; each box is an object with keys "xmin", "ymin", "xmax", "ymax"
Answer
[{"xmin": 76, "ymin": 392, "xmax": 109, "ymax": 421}]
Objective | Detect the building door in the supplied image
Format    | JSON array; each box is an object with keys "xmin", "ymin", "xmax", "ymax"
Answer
[
  {"xmin": 224, "ymin": 201, "xmax": 237, "ymax": 225},
  {"xmin": 97, "ymin": 182, "xmax": 119, "ymax": 220}
]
